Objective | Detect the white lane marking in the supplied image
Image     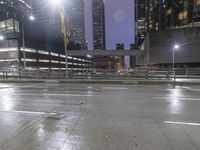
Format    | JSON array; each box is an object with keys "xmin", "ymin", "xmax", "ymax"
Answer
[
  {"xmin": 164, "ymin": 121, "xmax": 200, "ymax": 126},
  {"xmin": 182, "ymin": 86, "xmax": 200, "ymax": 92},
  {"xmin": 154, "ymin": 96, "xmax": 200, "ymax": 101},
  {"xmin": 13, "ymin": 93, "xmax": 96, "ymax": 97},
  {"xmin": 102, "ymin": 87, "xmax": 129, "ymax": 90},
  {"xmin": 1, "ymin": 110, "xmax": 57, "ymax": 115}
]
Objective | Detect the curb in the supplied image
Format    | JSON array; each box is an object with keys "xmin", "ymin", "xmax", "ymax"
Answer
[{"xmin": 0, "ymin": 79, "xmax": 200, "ymax": 85}]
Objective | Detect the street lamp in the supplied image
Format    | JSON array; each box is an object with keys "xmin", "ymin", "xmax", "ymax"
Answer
[
  {"xmin": 172, "ymin": 44, "xmax": 179, "ymax": 84},
  {"xmin": 49, "ymin": 0, "xmax": 70, "ymax": 79},
  {"xmin": 29, "ymin": 15, "xmax": 35, "ymax": 21},
  {"xmin": 173, "ymin": 44, "xmax": 179, "ymax": 71},
  {"xmin": 50, "ymin": 0, "xmax": 63, "ymax": 6},
  {"xmin": 22, "ymin": 14, "xmax": 35, "ymax": 69}
]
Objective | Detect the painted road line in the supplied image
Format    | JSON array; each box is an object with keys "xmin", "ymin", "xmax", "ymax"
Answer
[
  {"xmin": 154, "ymin": 96, "xmax": 200, "ymax": 101},
  {"xmin": 164, "ymin": 121, "xmax": 200, "ymax": 126},
  {"xmin": 12, "ymin": 93, "xmax": 107, "ymax": 97},
  {"xmin": 0, "ymin": 110, "xmax": 57, "ymax": 115},
  {"xmin": 182, "ymin": 86, "xmax": 200, "ymax": 92},
  {"xmin": 102, "ymin": 87, "xmax": 129, "ymax": 90}
]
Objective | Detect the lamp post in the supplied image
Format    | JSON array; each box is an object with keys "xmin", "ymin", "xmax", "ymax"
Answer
[
  {"xmin": 60, "ymin": 9, "xmax": 70, "ymax": 79},
  {"xmin": 50, "ymin": 0, "xmax": 70, "ymax": 79},
  {"xmin": 21, "ymin": 15, "xmax": 35, "ymax": 69},
  {"xmin": 173, "ymin": 44, "xmax": 179, "ymax": 71},
  {"xmin": 172, "ymin": 44, "xmax": 179, "ymax": 84}
]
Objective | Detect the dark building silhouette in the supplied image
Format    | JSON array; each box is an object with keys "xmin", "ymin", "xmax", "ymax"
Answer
[
  {"xmin": 92, "ymin": 0, "xmax": 106, "ymax": 50},
  {"xmin": 32, "ymin": 0, "xmax": 87, "ymax": 49}
]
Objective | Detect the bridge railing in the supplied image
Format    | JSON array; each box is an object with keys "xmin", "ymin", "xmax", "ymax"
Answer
[{"xmin": 0, "ymin": 67, "xmax": 200, "ymax": 80}]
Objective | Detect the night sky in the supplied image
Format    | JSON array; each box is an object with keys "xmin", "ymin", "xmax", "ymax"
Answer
[{"xmin": 84, "ymin": 0, "xmax": 135, "ymax": 50}]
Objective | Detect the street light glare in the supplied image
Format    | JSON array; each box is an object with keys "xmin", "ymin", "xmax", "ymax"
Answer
[
  {"xmin": 29, "ymin": 15, "xmax": 35, "ymax": 21},
  {"xmin": 174, "ymin": 44, "xmax": 179, "ymax": 49},
  {"xmin": 0, "ymin": 35, "xmax": 4, "ymax": 40},
  {"xmin": 50, "ymin": 0, "xmax": 62, "ymax": 6},
  {"xmin": 87, "ymin": 55, "xmax": 92, "ymax": 58}
]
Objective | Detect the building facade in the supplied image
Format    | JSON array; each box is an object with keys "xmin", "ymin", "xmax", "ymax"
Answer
[
  {"xmin": 166, "ymin": 0, "xmax": 200, "ymax": 29},
  {"xmin": 92, "ymin": 0, "xmax": 106, "ymax": 50},
  {"xmin": 137, "ymin": 28, "xmax": 200, "ymax": 68}
]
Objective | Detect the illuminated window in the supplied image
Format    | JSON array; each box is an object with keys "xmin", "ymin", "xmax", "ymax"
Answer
[
  {"xmin": 0, "ymin": 19, "xmax": 20, "ymax": 35},
  {"xmin": 166, "ymin": 9, "xmax": 172, "ymax": 15},
  {"xmin": 178, "ymin": 11, "xmax": 188, "ymax": 20},
  {"xmin": 14, "ymin": 20, "xmax": 20, "ymax": 32},
  {"xmin": 197, "ymin": 0, "xmax": 200, "ymax": 6}
]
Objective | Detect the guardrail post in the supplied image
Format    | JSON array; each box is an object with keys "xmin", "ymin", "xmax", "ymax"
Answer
[
  {"xmin": 47, "ymin": 70, "xmax": 50, "ymax": 79},
  {"xmin": 2, "ymin": 70, "xmax": 4, "ymax": 79},
  {"xmin": 145, "ymin": 71, "xmax": 149, "ymax": 80},
  {"xmin": 19, "ymin": 69, "xmax": 21, "ymax": 79},
  {"xmin": 166, "ymin": 70, "xmax": 170, "ymax": 80},
  {"xmin": 53, "ymin": 70, "xmax": 55, "ymax": 79},
  {"xmin": 24, "ymin": 69, "xmax": 26, "ymax": 79},
  {"xmin": 186, "ymin": 68, "xmax": 189, "ymax": 77},
  {"xmin": 173, "ymin": 71, "xmax": 176, "ymax": 85}
]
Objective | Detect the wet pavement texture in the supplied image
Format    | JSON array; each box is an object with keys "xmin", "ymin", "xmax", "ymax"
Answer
[{"xmin": 0, "ymin": 83, "xmax": 200, "ymax": 149}]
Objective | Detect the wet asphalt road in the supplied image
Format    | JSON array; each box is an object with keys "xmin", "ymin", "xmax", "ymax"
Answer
[{"xmin": 0, "ymin": 83, "xmax": 200, "ymax": 150}]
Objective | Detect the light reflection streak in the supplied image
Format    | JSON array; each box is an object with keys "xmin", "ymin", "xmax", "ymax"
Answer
[
  {"xmin": 168, "ymin": 88, "xmax": 183, "ymax": 114},
  {"xmin": 165, "ymin": 121, "xmax": 200, "ymax": 126},
  {"xmin": 0, "ymin": 88, "xmax": 15, "ymax": 111}
]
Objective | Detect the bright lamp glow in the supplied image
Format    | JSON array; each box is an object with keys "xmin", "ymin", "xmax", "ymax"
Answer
[
  {"xmin": 29, "ymin": 15, "xmax": 35, "ymax": 21},
  {"xmin": 174, "ymin": 44, "xmax": 179, "ymax": 49},
  {"xmin": 0, "ymin": 35, "xmax": 4, "ymax": 40},
  {"xmin": 50, "ymin": 0, "xmax": 62, "ymax": 6},
  {"xmin": 87, "ymin": 55, "xmax": 92, "ymax": 58}
]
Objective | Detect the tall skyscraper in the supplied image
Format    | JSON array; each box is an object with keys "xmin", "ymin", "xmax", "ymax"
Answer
[
  {"xmin": 147, "ymin": 0, "xmax": 166, "ymax": 31},
  {"xmin": 92, "ymin": 0, "xmax": 106, "ymax": 50},
  {"xmin": 135, "ymin": 0, "xmax": 166, "ymax": 45},
  {"xmin": 32, "ymin": 0, "xmax": 87, "ymax": 49},
  {"xmin": 135, "ymin": 0, "xmax": 147, "ymax": 45},
  {"xmin": 32, "ymin": 0, "xmax": 60, "ymax": 32},
  {"xmin": 66, "ymin": 0, "xmax": 87, "ymax": 49}
]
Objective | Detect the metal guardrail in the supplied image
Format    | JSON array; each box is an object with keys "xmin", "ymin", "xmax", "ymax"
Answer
[{"xmin": 0, "ymin": 67, "xmax": 200, "ymax": 80}]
